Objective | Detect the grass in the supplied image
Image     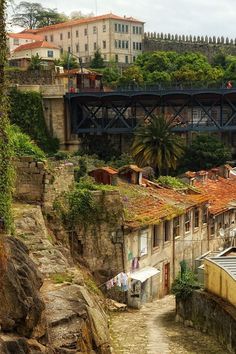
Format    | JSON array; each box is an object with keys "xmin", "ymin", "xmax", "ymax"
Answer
[{"xmin": 51, "ymin": 273, "xmax": 74, "ymax": 284}]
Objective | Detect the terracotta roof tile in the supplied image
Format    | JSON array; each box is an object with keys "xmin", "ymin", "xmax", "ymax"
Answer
[
  {"xmin": 195, "ymin": 176, "xmax": 236, "ymax": 215},
  {"xmin": 8, "ymin": 32, "xmax": 44, "ymax": 41},
  {"xmin": 14, "ymin": 40, "xmax": 59, "ymax": 52},
  {"xmin": 34, "ymin": 13, "xmax": 144, "ymax": 33}
]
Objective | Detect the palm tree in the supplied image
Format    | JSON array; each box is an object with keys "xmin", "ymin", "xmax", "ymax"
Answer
[{"xmin": 131, "ymin": 115, "xmax": 184, "ymax": 175}]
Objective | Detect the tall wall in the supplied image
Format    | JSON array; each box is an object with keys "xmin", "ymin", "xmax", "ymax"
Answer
[
  {"xmin": 143, "ymin": 32, "xmax": 236, "ymax": 60},
  {"xmin": 176, "ymin": 290, "xmax": 236, "ymax": 353}
]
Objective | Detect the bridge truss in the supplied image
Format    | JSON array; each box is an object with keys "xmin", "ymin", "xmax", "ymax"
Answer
[{"xmin": 65, "ymin": 89, "xmax": 236, "ymax": 135}]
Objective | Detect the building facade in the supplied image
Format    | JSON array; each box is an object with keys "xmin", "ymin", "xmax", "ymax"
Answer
[
  {"xmin": 7, "ymin": 32, "xmax": 44, "ymax": 53},
  {"xmin": 30, "ymin": 13, "xmax": 144, "ymax": 64}
]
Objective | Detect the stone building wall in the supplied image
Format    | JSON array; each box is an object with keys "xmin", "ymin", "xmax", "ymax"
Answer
[
  {"xmin": 176, "ymin": 290, "xmax": 236, "ymax": 353},
  {"xmin": 13, "ymin": 157, "xmax": 74, "ymax": 207},
  {"xmin": 8, "ymin": 70, "xmax": 55, "ymax": 85},
  {"xmin": 143, "ymin": 32, "xmax": 236, "ymax": 61}
]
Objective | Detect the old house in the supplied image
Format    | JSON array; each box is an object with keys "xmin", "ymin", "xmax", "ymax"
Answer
[
  {"xmin": 118, "ymin": 164, "xmax": 143, "ymax": 185},
  {"xmin": 89, "ymin": 167, "xmax": 118, "ymax": 185}
]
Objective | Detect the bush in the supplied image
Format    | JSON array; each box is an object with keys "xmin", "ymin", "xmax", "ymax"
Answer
[
  {"xmin": 156, "ymin": 176, "xmax": 187, "ymax": 189},
  {"xmin": 74, "ymin": 157, "xmax": 87, "ymax": 182},
  {"xmin": 171, "ymin": 260, "xmax": 199, "ymax": 300},
  {"xmin": 53, "ymin": 150, "xmax": 71, "ymax": 161},
  {"xmin": 8, "ymin": 125, "xmax": 45, "ymax": 160}
]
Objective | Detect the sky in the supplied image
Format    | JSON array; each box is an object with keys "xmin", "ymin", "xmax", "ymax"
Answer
[{"xmin": 9, "ymin": 0, "xmax": 236, "ymax": 39}]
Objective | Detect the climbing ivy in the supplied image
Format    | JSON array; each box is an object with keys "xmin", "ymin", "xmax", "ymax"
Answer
[
  {"xmin": 9, "ymin": 89, "xmax": 59, "ymax": 154},
  {"xmin": 171, "ymin": 261, "xmax": 200, "ymax": 300},
  {"xmin": 0, "ymin": 0, "xmax": 14, "ymax": 232},
  {"xmin": 54, "ymin": 177, "xmax": 123, "ymax": 232}
]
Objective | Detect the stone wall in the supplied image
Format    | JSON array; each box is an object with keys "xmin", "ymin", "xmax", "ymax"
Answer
[
  {"xmin": 143, "ymin": 32, "xmax": 236, "ymax": 61},
  {"xmin": 8, "ymin": 70, "xmax": 55, "ymax": 85},
  {"xmin": 13, "ymin": 157, "xmax": 74, "ymax": 207},
  {"xmin": 176, "ymin": 290, "xmax": 236, "ymax": 353}
]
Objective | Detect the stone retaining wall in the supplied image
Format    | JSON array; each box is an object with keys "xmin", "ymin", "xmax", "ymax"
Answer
[
  {"xmin": 13, "ymin": 157, "xmax": 74, "ymax": 207},
  {"xmin": 176, "ymin": 290, "xmax": 236, "ymax": 353}
]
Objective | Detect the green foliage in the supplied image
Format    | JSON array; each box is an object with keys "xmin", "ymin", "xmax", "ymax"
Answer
[
  {"xmin": 74, "ymin": 157, "xmax": 87, "ymax": 182},
  {"xmin": 131, "ymin": 115, "xmax": 184, "ymax": 175},
  {"xmin": 28, "ymin": 54, "xmax": 43, "ymax": 70},
  {"xmin": 52, "ymin": 273, "xmax": 74, "ymax": 284},
  {"xmin": 11, "ymin": 1, "xmax": 68, "ymax": 29},
  {"xmin": 101, "ymin": 61, "xmax": 120, "ymax": 87},
  {"xmin": 53, "ymin": 177, "xmax": 121, "ymax": 232},
  {"xmin": 8, "ymin": 125, "xmax": 45, "ymax": 160},
  {"xmin": 171, "ymin": 260, "xmax": 199, "ymax": 300},
  {"xmin": 9, "ymin": 89, "xmax": 59, "ymax": 154},
  {"xmin": 108, "ymin": 153, "xmax": 135, "ymax": 169},
  {"xmin": 53, "ymin": 150, "xmax": 71, "ymax": 161},
  {"xmin": 0, "ymin": 0, "xmax": 14, "ymax": 232},
  {"xmin": 117, "ymin": 65, "xmax": 143, "ymax": 86},
  {"xmin": 80, "ymin": 134, "xmax": 119, "ymax": 162},
  {"xmin": 56, "ymin": 53, "xmax": 79, "ymax": 69},
  {"xmin": 157, "ymin": 176, "xmax": 187, "ymax": 189},
  {"xmin": 90, "ymin": 50, "xmax": 104, "ymax": 69},
  {"xmin": 181, "ymin": 134, "xmax": 231, "ymax": 171}
]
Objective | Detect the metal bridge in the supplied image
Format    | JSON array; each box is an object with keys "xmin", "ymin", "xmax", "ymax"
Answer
[{"xmin": 65, "ymin": 88, "xmax": 236, "ymax": 135}]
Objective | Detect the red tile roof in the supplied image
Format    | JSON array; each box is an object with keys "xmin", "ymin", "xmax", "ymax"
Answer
[
  {"xmin": 14, "ymin": 40, "xmax": 59, "ymax": 52},
  {"xmin": 91, "ymin": 167, "xmax": 118, "ymax": 175},
  {"xmin": 33, "ymin": 13, "xmax": 144, "ymax": 32},
  {"xmin": 195, "ymin": 177, "xmax": 236, "ymax": 215},
  {"xmin": 118, "ymin": 181, "xmax": 208, "ymax": 229},
  {"xmin": 8, "ymin": 32, "xmax": 44, "ymax": 41}
]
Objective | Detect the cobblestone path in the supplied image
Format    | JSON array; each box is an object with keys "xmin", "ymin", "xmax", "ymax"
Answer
[{"xmin": 110, "ymin": 295, "xmax": 228, "ymax": 354}]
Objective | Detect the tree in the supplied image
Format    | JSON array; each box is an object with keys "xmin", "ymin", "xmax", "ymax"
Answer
[
  {"xmin": 28, "ymin": 53, "xmax": 43, "ymax": 70},
  {"xmin": 56, "ymin": 53, "xmax": 79, "ymax": 69},
  {"xmin": 118, "ymin": 65, "xmax": 143, "ymax": 87},
  {"xmin": 181, "ymin": 134, "xmax": 231, "ymax": 171},
  {"xmin": 90, "ymin": 50, "xmax": 104, "ymax": 69},
  {"xmin": 102, "ymin": 60, "xmax": 120, "ymax": 87},
  {"xmin": 0, "ymin": 0, "xmax": 13, "ymax": 232},
  {"xmin": 70, "ymin": 10, "xmax": 94, "ymax": 19},
  {"xmin": 131, "ymin": 115, "xmax": 184, "ymax": 175},
  {"xmin": 11, "ymin": 1, "xmax": 67, "ymax": 29}
]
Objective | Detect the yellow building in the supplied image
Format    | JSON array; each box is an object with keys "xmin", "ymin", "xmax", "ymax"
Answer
[
  {"xmin": 28, "ymin": 13, "xmax": 144, "ymax": 65},
  {"xmin": 204, "ymin": 250, "xmax": 236, "ymax": 307}
]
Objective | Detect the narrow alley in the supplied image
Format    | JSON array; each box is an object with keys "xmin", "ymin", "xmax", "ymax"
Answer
[{"xmin": 110, "ymin": 295, "xmax": 228, "ymax": 354}]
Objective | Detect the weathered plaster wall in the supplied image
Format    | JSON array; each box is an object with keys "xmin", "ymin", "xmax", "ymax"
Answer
[{"xmin": 176, "ymin": 290, "xmax": 236, "ymax": 353}]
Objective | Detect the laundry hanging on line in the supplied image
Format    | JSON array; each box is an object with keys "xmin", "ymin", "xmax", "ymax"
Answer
[{"xmin": 106, "ymin": 272, "xmax": 129, "ymax": 291}]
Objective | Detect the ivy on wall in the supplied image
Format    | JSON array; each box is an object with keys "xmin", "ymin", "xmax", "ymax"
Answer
[
  {"xmin": 0, "ymin": 0, "xmax": 13, "ymax": 232},
  {"xmin": 9, "ymin": 89, "xmax": 59, "ymax": 154}
]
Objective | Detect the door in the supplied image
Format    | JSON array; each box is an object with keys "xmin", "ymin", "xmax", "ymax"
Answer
[{"xmin": 164, "ymin": 263, "xmax": 170, "ymax": 295}]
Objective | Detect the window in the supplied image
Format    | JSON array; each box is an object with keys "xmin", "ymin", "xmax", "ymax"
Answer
[
  {"xmin": 45, "ymin": 35, "xmax": 48, "ymax": 41},
  {"xmin": 126, "ymin": 25, "xmax": 129, "ymax": 33},
  {"xmin": 103, "ymin": 40, "xmax": 106, "ymax": 49},
  {"xmin": 164, "ymin": 221, "xmax": 170, "ymax": 242},
  {"xmin": 139, "ymin": 230, "xmax": 148, "ymax": 256},
  {"xmin": 126, "ymin": 41, "xmax": 129, "ymax": 49},
  {"xmin": 125, "ymin": 55, "xmax": 128, "ymax": 64},
  {"xmin": 84, "ymin": 28, "xmax": 87, "ymax": 36},
  {"xmin": 133, "ymin": 56, "xmax": 136, "ymax": 62},
  {"xmin": 139, "ymin": 27, "xmax": 142, "ymax": 34},
  {"xmin": 118, "ymin": 23, "xmax": 121, "ymax": 32},
  {"xmin": 115, "ymin": 23, "xmax": 118, "ymax": 32},
  {"xmin": 60, "ymin": 33, "xmax": 63, "ymax": 40},
  {"xmin": 93, "ymin": 26, "xmax": 97, "ymax": 34},
  {"xmin": 67, "ymin": 46, "xmax": 71, "ymax": 53},
  {"xmin": 133, "ymin": 26, "xmax": 135, "ymax": 34},
  {"xmin": 76, "ymin": 30, "xmax": 79, "ymax": 38},
  {"xmin": 85, "ymin": 43, "xmax": 88, "ymax": 51},
  {"xmin": 173, "ymin": 217, "xmax": 180, "ymax": 238},
  {"xmin": 114, "ymin": 40, "xmax": 118, "ymax": 49},
  {"xmin": 136, "ymin": 42, "xmax": 139, "ymax": 50},
  {"xmin": 122, "ymin": 24, "xmax": 125, "ymax": 32},
  {"xmin": 76, "ymin": 44, "xmax": 79, "ymax": 53},
  {"xmin": 13, "ymin": 38, "xmax": 19, "ymax": 45},
  {"xmin": 94, "ymin": 42, "xmax": 97, "ymax": 50},
  {"xmin": 122, "ymin": 40, "xmax": 125, "ymax": 49},
  {"xmin": 139, "ymin": 42, "xmax": 142, "ymax": 50},
  {"xmin": 47, "ymin": 50, "xmax": 54, "ymax": 58},
  {"xmin": 115, "ymin": 54, "xmax": 118, "ymax": 62},
  {"xmin": 118, "ymin": 40, "xmax": 121, "ymax": 49},
  {"xmin": 194, "ymin": 208, "xmax": 199, "ymax": 228},
  {"xmin": 202, "ymin": 206, "xmax": 207, "ymax": 224},
  {"xmin": 50, "ymin": 35, "xmax": 53, "ymax": 42},
  {"xmin": 153, "ymin": 225, "xmax": 161, "ymax": 248},
  {"xmin": 68, "ymin": 31, "xmax": 71, "ymax": 39},
  {"xmin": 185, "ymin": 211, "xmax": 191, "ymax": 233},
  {"xmin": 103, "ymin": 24, "xmax": 106, "ymax": 32},
  {"xmin": 136, "ymin": 26, "xmax": 139, "ymax": 34},
  {"xmin": 133, "ymin": 42, "xmax": 135, "ymax": 50}
]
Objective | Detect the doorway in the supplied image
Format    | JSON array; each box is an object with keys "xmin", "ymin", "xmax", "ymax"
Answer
[{"xmin": 164, "ymin": 263, "xmax": 170, "ymax": 295}]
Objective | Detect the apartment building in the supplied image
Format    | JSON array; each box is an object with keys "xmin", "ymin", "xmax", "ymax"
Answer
[{"xmin": 30, "ymin": 13, "xmax": 144, "ymax": 64}]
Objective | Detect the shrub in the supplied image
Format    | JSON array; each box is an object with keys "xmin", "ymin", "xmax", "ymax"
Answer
[
  {"xmin": 9, "ymin": 125, "xmax": 45, "ymax": 160},
  {"xmin": 156, "ymin": 176, "xmax": 187, "ymax": 189},
  {"xmin": 171, "ymin": 260, "xmax": 199, "ymax": 300}
]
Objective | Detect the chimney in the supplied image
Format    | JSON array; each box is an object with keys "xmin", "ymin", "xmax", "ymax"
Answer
[
  {"xmin": 209, "ymin": 168, "xmax": 219, "ymax": 180},
  {"xmin": 196, "ymin": 170, "xmax": 208, "ymax": 184}
]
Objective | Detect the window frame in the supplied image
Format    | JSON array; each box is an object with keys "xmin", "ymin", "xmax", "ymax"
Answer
[
  {"xmin": 194, "ymin": 208, "xmax": 199, "ymax": 228},
  {"xmin": 139, "ymin": 230, "xmax": 148, "ymax": 257},
  {"xmin": 173, "ymin": 216, "xmax": 180, "ymax": 238},
  {"xmin": 185, "ymin": 211, "xmax": 191, "ymax": 233}
]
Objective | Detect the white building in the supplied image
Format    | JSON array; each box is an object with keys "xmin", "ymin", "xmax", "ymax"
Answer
[
  {"xmin": 7, "ymin": 32, "xmax": 44, "ymax": 53},
  {"xmin": 29, "ymin": 13, "xmax": 144, "ymax": 64},
  {"xmin": 10, "ymin": 40, "xmax": 60, "ymax": 68}
]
